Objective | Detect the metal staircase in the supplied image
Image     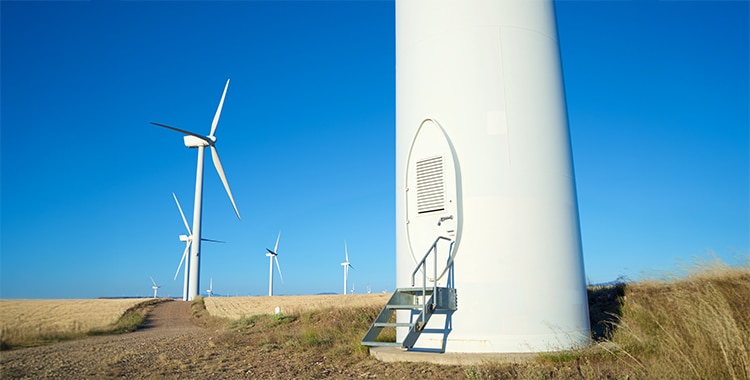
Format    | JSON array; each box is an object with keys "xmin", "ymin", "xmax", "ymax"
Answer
[{"xmin": 361, "ymin": 236, "xmax": 457, "ymax": 349}]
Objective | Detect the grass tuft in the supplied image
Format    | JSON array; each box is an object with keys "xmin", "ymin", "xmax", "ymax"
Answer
[
  {"xmin": 268, "ymin": 312, "xmax": 296, "ymax": 326},
  {"xmin": 190, "ymin": 296, "xmax": 206, "ymax": 316}
]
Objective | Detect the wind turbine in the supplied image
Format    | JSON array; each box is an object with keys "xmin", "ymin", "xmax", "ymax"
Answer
[
  {"xmin": 152, "ymin": 79, "xmax": 241, "ymax": 301},
  {"xmin": 265, "ymin": 232, "xmax": 284, "ymax": 296},
  {"xmin": 206, "ymin": 278, "xmax": 214, "ymax": 297},
  {"xmin": 171, "ymin": 192, "xmax": 224, "ymax": 301},
  {"xmin": 341, "ymin": 241, "xmax": 354, "ymax": 295},
  {"xmin": 150, "ymin": 277, "xmax": 161, "ymax": 298}
]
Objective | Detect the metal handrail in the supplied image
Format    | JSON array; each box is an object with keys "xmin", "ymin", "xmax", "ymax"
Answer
[{"xmin": 411, "ymin": 236, "xmax": 451, "ymax": 326}]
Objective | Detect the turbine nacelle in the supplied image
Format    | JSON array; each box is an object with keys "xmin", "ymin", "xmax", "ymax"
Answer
[
  {"xmin": 179, "ymin": 234, "xmax": 191, "ymax": 243},
  {"xmin": 183, "ymin": 135, "xmax": 215, "ymax": 148}
]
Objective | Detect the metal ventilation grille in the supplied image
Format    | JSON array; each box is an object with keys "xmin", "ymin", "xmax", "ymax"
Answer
[{"xmin": 416, "ymin": 156, "xmax": 445, "ymax": 214}]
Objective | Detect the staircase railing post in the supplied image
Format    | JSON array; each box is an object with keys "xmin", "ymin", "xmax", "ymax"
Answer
[
  {"xmin": 422, "ymin": 253, "xmax": 427, "ymax": 325},
  {"xmin": 433, "ymin": 240, "xmax": 438, "ymax": 311},
  {"xmin": 411, "ymin": 236, "xmax": 451, "ymax": 327}
]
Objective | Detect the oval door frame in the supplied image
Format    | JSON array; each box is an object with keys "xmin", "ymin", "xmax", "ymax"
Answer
[{"xmin": 404, "ymin": 119, "xmax": 462, "ymax": 283}]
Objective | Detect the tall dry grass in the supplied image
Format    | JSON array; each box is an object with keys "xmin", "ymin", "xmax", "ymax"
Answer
[
  {"xmin": 200, "ymin": 260, "xmax": 749, "ymax": 379},
  {"xmin": 611, "ymin": 259, "xmax": 750, "ymax": 379}
]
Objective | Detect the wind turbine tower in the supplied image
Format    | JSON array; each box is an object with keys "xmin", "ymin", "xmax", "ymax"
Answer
[
  {"xmin": 265, "ymin": 232, "xmax": 284, "ymax": 296},
  {"xmin": 391, "ymin": 0, "xmax": 590, "ymax": 353},
  {"xmin": 341, "ymin": 241, "xmax": 354, "ymax": 294},
  {"xmin": 152, "ymin": 79, "xmax": 241, "ymax": 301},
  {"xmin": 171, "ymin": 192, "xmax": 224, "ymax": 301},
  {"xmin": 150, "ymin": 277, "xmax": 161, "ymax": 299},
  {"xmin": 173, "ymin": 192, "xmax": 192, "ymax": 301},
  {"xmin": 206, "ymin": 278, "xmax": 214, "ymax": 297}
]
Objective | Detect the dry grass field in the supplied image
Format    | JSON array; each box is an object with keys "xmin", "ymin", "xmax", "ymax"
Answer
[
  {"xmin": 0, "ymin": 298, "xmax": 152, "ymax": 348},
  {"xmin": 1, "ymin": 258, "xmax": 748, "ymax": 379},
  {"xmin": 204, "ymin": 293, "xmax": 390, "ymax": 320}
]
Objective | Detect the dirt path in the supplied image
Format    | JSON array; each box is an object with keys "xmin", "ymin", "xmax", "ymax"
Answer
[{"xmin": 0, "ymin": 301, "xmax": 222, "ymax": 379}]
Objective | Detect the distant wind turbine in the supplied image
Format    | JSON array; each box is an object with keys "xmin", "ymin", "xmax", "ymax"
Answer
[
  {"xmin": 206, "ymin": 278, "xmax": 214, "ymax": 297},
  {"xmin": 341, "ymin": 241, "xmax": 354, "ymax": 294},
  {"xmin": 265, "ymin": 232, "xmax": 284, "ymax": 296},
  {"xmin": 171, "ymin": 192, "xmax": 224, "ymax": 301},
  {"xmin": 152, "ymin": 79, "xmax": 241, "ymax": 301},
  {"xmin": 150, "ymin": 277, "xmax": 161, "ymax": 298}
]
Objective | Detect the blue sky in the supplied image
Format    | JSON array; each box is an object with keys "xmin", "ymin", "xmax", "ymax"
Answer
[{"xmin": 1, "ymin": 0, "xmax": 747, "ymax": 299}]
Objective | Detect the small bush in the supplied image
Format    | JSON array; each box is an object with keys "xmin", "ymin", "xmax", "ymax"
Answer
[
  {"xmin": 228, "ymin": 315, "xmax": 261, "ymax": 332},
  {"xmin": 268, "ymin": 313, "xmax": 296, "ymax": 326}
]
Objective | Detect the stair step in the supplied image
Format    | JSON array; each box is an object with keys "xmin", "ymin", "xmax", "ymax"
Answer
[
  {"xmin": 397, "ymin": 288, "xmax": 434, "ymax": 294},
  {"xmin": 374, "ymin": 322, "xmax": 414, "ymax": 328},
  {"xmin": 361, "ymin": 341, "xmax": 402, "ymax": 348},
  {"xmin": 385, "ymin": 304, "xmax": 425, "ymax": 310},
  {"xmin": 362, "ymin": 286, "xmax": 457, "ymax": 351}
]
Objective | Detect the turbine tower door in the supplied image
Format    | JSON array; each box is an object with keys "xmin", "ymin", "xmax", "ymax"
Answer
[{"xmin": 405, "ymin": 119, "xmax": 461, "ymax": 287}]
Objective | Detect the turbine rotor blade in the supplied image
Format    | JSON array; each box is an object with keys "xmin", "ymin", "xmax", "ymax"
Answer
[
  {"xmin": 274, "ymin": 232, "xmax": 281, "ymax": 254},
  {"xmin": 201, "ymin": 238, "xmax": 225, "ymax": 243},
  {"xmin": 210, "ymin": 146, "xmax": 241, "ymax": 220},
  {"xmin": 174, "ymin": 242, "xmax": 190, "ymax": 281},
  {"xmin": 151, "ymin": 122, "xmax": 212, "ymax": 144},
  {"xmin": 275, "ymin": 256, "xmax": 284, "ymax": 284},
  {"xmin": 209, "ymin": 79, "xmax": 230, "ymax": 137},
  {"xmin": 344, "ymin": 241, "xmax": 349, "ymax": 262},
  {"xmin": 266, "ymin": 248, "xmax": 275, "ymax": 255},
  {"xmin": 150, "ymin": 276, "xmax": 157, "ymax": 286},
  {"xmin": 172, "ymin": 193, "xmax": 191, "ymax": 235}
]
